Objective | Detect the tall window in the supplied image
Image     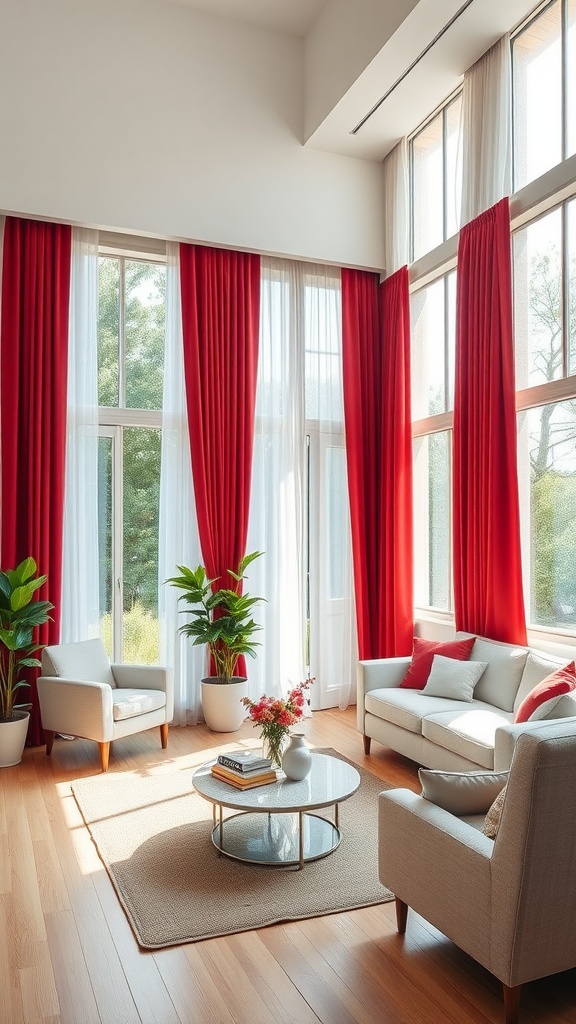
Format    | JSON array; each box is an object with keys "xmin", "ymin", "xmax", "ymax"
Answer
[
  {"xmin": 98, "ymin": 255, "xmax": 166, "ymax": 662},
  {"xmin": 514, "ymin": 197, "xmax": 576, "ymax": 632},
  {"xmin": 410, "ymin": 93, "xmax": 463, "ymax": 262},
  {"xmin": 411, "ymin": 271, "xmax": 456, "ymax": 610},
  {"xmin": 513, "ymin": 0, "xmax": 576, "ymax": 191}
]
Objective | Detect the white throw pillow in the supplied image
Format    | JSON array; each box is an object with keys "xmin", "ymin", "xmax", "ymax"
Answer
[
  {"xmin": 421, "ymin": 654, "xmax": 488, "ymax": 702},
  {"xmin": 419, "ymin": 768, "xmax": 509, "ymax": 815}
]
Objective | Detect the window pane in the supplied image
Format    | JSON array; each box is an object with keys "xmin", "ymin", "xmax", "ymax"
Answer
[
  {"xmin": 123, "ymin": 428, "xmax": 161, "ymax": 663},
  {"xmin": 125, "ymin": 261, "xmax": 166, "ymax": 410},
  {"xmin": 98, "ymin": 435, "xmax": 113, "ymax": 658},
  {"xmin": 514, "ymin": 208, "xmax": 563, "ymax": 388},
  {"xmin": 413, "ymin": 431, "xmax": 451, "ymax": 609},
  {"xmin": 513, "ymin": 0, "xmax": 562, "ymax": 190},
  {"xmin": 326, "ymin": 446, "xmax": 347, "ymax": 600},
  {"xmin": 411, "ymin": 279, "xmax": 446, "ymax": 417},
  {"xmin": 412, "ymin": 111, "xmax": 444, "ymax": 261},
  {"xmin": 445, "ymin": 94, "xmax": 462, "ymax": 239},
  {"xmin": 519, "ymin": 401, "xmax": 576, "ymax": 628},
  {"xmin": 569, "ymin": 198, "xmax": 576, "ymax": 375},
  {"xmin": 304, "ymin": 280, "xmax": 342, "ymax": 423},
  {"xmin": 98, "ymin": 258, "xmax": 120, "ymax": 407},
  {"xmin": 447, "ymin": 271, "xmax": 457, "ymax": 409}
]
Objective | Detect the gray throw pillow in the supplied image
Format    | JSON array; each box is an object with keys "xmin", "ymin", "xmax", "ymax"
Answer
[
  {"xmin": 421, "ymin": 654, "xmax": 488, "ymax": 701},
  {"xmin": 419, "ymin": 767, "xmax": 509, "ymax": 816}
]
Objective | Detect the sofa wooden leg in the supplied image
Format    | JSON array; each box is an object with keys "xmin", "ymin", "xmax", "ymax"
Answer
[
  {"xmin": 503, "ymin": 984, "xmax": 521, "ymax": 1024},
  {"xmin": 98, "ymin": 741, "xmax": 110, "ymax": 773},
  {"xmin": 395, "ymin": 898, "xmax": 408, "ymax": 934},
  {"xmin": 45, "ymin": 730, "xmax": 56, "ymax": 756},
  {"xmin": 363, "ymin": 734, "xmax": 371, "ymax": 755},
  {"xmin": 160, "ymin": 723, "xmax": 169, "ymax": 749}
]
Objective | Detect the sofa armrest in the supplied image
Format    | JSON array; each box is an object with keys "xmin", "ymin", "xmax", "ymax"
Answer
[
  {"xmin": 494, "ymin": 716, "xmax": 576, "ymax": 771},
  {"xmin": 357, "ymin": 657, "xmax": 410, "ymax": 734},
  {"xmin": 37, "ymin": 677, "xmax": 113, "ymax": 742}
]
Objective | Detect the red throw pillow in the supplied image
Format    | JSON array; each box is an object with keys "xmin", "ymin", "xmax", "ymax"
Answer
[
  {"xmin": 400, "ymin": 636, "xmax": 476, "ymax": 690},
  {"xmin": 514, "ymin": 662, "xmax": 576, "ymax": 723}
]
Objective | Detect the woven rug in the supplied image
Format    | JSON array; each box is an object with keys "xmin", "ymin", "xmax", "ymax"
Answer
[{"xmin": 71, "ymin": 749, "xmax": 394, "ymax": 949}]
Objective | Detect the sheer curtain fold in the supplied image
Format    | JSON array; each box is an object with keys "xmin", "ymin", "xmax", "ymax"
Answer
[
  {"xmin": 461, "ymin": 34, "xmax": 512, "ymax": 225},
  {"xmin": 158, "ymin": 242, "xmax": 203, "ymax": 725},
  {"xmin": 61, "ymin": 228, "xmax": 100, "ymax": 642},
  {"xmin": 383, "ymin": 138, "xmax": 409, "ymax": 275}
]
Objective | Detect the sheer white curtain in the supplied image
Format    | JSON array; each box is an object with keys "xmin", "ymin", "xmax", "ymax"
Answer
[
  {"xmin": 462, "ymin": 34, "xmax": 512, "ymax": 224},
  {"xmin": 247, "ymin": 259, "xmax": 356, "ymax": 710},
  {"xmin": 61, "ymin": 228, "xmax": 100, "ymax": 642},
  {"xmin": 158, "ymin": 242, "xmax": 204, "ymax": 725},
  {"xmin": 383, "ymin": 137, "xmax": 410, "ymax": 275},
  {"xmin": 246, "ymin": 257, "xmax": 306, "ymax": 701}
]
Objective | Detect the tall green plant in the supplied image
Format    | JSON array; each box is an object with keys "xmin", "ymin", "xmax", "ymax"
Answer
[
  {"xmin": 0, "ymin": 557, "xmax": 53, "ymax": 720},
  {"xmin": 167, "ymin": 551, "xmax": 264, "ymax": 682}
]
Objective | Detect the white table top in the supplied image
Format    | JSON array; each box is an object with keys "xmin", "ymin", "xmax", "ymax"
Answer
[{"xmin": 193, "ymin": 752, "xmax": 361, "ymax": 813}]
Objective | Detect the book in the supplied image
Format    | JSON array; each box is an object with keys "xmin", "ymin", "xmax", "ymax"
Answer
[
  {"xmin": 217, "ymin": 752, "xmax": 273, "ymax": 773},
  {"xmin": 211, "ymin": 764, "xmax": 277, "ymax": 789}
]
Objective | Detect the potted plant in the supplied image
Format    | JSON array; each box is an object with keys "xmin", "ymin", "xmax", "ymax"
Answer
[
  {"xmin": 0, "ymin": 557, "xmax": 53, "ymax": 767},
  {"xmin": 167, "ymin": 551, "xmax": 264, "ymax": 732}
]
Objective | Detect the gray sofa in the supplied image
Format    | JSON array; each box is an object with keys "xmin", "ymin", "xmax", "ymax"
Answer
[{"xmin": 357, "ymin": 633, "xmax": 576, "ymax": 771}]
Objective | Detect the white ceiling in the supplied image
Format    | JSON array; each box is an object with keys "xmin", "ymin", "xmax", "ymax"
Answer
[{"xmin": 164, "ymin": 0, "xmax": 326, "ymax": 36}]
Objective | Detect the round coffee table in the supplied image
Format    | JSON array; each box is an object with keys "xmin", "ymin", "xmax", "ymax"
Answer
[{"xmin": 193, "ymin": 752, "xmax": 360, "ymax": 869}]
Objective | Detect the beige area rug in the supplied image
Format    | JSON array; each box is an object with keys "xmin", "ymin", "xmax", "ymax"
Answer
[{"xmin": 71, "ymin": 749, "xmax": 394, "ymax": 949}]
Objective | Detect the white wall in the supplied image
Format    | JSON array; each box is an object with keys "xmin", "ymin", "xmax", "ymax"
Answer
[{"xmin": 0, "ymin": 0, "xmax": 385, "ymax": 269}]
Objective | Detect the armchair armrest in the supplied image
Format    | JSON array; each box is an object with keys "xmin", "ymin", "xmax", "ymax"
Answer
[
  {"xmin": 378, "ymin": 789, "xmax": 493, "ymax": 955},
  {"xmin": 357, "ymin": 657, "xmax": 410, "ymax": 733},
  {"xmin": 36, "ymin": 677, "xmax": 114, "ymax": 742}
]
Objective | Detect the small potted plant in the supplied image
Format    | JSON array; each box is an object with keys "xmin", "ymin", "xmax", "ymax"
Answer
[
  {"xmin": 167, "ymin": 551, "xmax": 264, "ymax": 732},
  {"xmin": 0, "ymin": 557, "xmax": 53, "ymax": 767}
]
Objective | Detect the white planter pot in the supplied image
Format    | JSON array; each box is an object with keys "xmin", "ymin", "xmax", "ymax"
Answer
[
  {"xmin": 0, "ymin": 711, "xmax": 30, "ymax": 768},
  {"xmin": 201, "ymin": 677, "xmax": 248, "ymax": 733},
  {"xmin": 281, "ymin": 731, "xmax": 312, "ymax": 781}
]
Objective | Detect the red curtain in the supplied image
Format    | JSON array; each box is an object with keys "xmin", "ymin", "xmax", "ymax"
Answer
[
  {"xmin": 179, "ymin": 244, "xmax": 260, "ymax": 676},
  {"xmin": 1, "ymin": 217, "xmax": 72, "ymax": 743},
  {"xmin": 453, "ymin": 198, "xmax": 527, "ymax": 644},
  {"xmin": 379, "ymin": 267, "xmax": 414, "ymax": 655},
  {"xmin": 342, "ymin": 267, "xmax": 413, "ymax": 660}
]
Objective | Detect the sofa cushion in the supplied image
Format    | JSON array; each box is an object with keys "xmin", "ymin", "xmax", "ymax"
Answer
[
  {"xmin": 364, "ymin": 688, "xmax": 488, "ymax": 735},
  {"xmin": 422, "ymin": 706, "xmax": 515, "ymax": 769},
  {"xmin": 457, "ymin": 634, "xmax": 528, "ymax": 712},
  {"xmin": 112, "ymin": 688, "xmax": 166, "ymax": 721},
  {"xmin": 513, "ymin": 651, "xmax": 570, "ymax": 713},
  {"xmin": 422, "ymin": 655, "xmax": 488, "ymax": 702},
  {"xmin": 514, "ymin": 662, "xmax": 576, "ymax": 723},
  {"xmin": 399, "ymin": 636, "xmax": 476, "ymax": 690},
  {"xmin": 419, "ymin": 767, "xmax": 509, "ymax": 815}
]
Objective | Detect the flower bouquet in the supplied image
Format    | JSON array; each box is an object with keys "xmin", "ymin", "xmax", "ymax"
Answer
[{"xmin": 242, "ymin": 679, "xmax": 314, "ymax": 767}]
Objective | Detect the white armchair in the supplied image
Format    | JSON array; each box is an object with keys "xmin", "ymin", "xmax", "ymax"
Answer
[
  {"xmin": 378, "ymin": 719, "xmax": 576, "ymax": 1024},
  {"xmin": 37, "ymin": 639, "xmax": 174, "ymax": 771}
]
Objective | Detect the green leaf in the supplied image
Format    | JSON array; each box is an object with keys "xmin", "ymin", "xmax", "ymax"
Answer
[
  {"xmin": 15, "ymin": 557, "xmax": 37, "ymax": 584},
  {"xmin": 10, "ymin": 577, "xmax": 47, "ymax": 611}
]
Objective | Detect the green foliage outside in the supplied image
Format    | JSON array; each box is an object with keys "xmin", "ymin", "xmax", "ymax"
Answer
[{"xmin": 100, "ymin": 603, "xmax": 160, "ymax": 665}]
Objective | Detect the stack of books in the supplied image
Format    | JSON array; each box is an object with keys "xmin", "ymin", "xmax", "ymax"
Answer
[{"xmin": 211, "ymin": 751, "xmax": 277, "ymax": 789}]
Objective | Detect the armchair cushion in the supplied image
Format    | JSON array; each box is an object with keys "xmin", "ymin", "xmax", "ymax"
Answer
[
  {"xmin": 42, "ymin": 639, "xmax": 116, "ymax": 688},
  {"xmin": 419, "ymin": 767, "xmax": 509, "ymax": 816},
  {"xmin": 422, "ymin": 655, "xmax": 488, "ymax": 702},
  {"xmin": 112, "ymin": 688, "xmax": 166, "ymax": 722},
  {"xmin": 399, "ymin": 636, "xmax": 476, "ymax": 690}
]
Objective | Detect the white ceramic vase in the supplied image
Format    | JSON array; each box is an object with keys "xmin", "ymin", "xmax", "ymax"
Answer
[{"xmin": 281, "ymin": 732, "xmax": 312, "ymax": 781}]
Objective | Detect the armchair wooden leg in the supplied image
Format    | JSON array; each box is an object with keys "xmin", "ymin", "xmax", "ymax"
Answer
[
  {"xmin": 160, "ymin": 723, "xmax": 169, "ymax": 749},
  {"xmin": 395, "ymin": 897, "xmax": 408, "ymax": 934},
  {"xmin": 503, "ymin": 984, "xmax": 521, "ymax": 1024},
  {"xmin": 45, "ymin": 731, "xmax": 56, "ymax": 756},
  {"xmin": 98, "ymin": 742, "xmax": 110, "ymax": 773},
  {"xmin": 363, "ymin": 734, "xmax": 371, "ymax": 755}
]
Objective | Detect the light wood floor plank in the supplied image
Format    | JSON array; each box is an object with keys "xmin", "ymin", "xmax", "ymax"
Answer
[
  {"xmin": 44, "ymin": 910, "xmax": 101, "ymax": 1024},
  {"xmin": 19, "ymin": 943, "xmax": 60, "ymax": 1023}
]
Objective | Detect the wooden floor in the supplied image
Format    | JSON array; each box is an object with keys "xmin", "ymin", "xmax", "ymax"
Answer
[{"xmin": 1, "ymin": 707, "xmax": 575, "ymax": 1024}]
